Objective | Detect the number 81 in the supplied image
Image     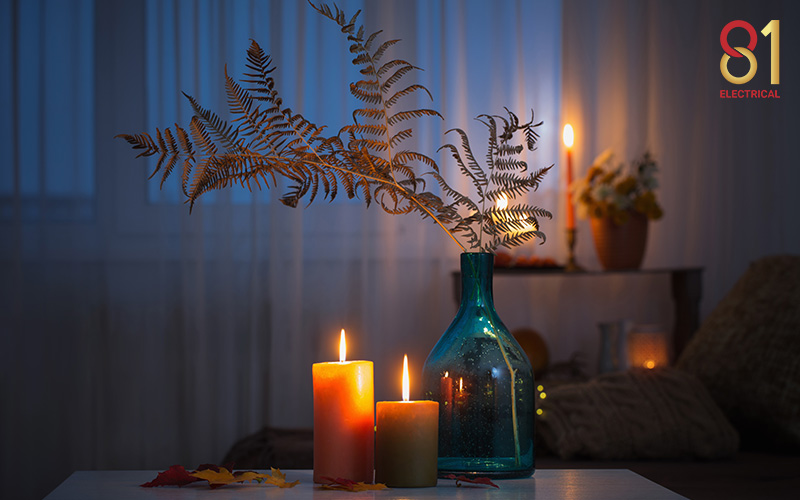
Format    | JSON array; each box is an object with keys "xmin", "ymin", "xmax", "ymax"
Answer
[{"xmin": 720, "ymin": 20, "xmax": 779, "ymax": 85}]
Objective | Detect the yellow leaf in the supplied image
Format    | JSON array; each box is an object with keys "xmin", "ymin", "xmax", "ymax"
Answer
[
  {"xmin": 260, "ymin": 468, "xmax": 300, "ymax": 488},
  {"xmin": 189, "ymin": 467, "xmax": 299, "ymax": 489},
  {"xmin": 232, "ymin": 471, "xmax": 264, "ymax": 484},
  {"xmin": 319, "ymin": 476, "xmax": 388, "ymax": 491},
  {"xmin": 191, "ymin": 468, "xmax": 237, "ymax": 488}
]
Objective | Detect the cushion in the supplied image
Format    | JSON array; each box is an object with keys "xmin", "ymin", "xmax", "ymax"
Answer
[
  {"xmin": 677, "ymin": 255, "xmax": 800, "ymax": 451},
  {"xmin": 536, "ymin": 367, "xmax": 739, "ymax": 459}
]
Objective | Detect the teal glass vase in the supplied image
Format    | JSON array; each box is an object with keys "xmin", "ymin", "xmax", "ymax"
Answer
[{"xmin": 422, "ymin": 252, "xmax": 535, "ymax": 478}]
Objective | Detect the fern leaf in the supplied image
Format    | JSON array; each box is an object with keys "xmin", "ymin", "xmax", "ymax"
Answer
[
  {"xmin": 384, "ymin": 84, "xmax": 434, "ymax": 108},
  {"xmin": 494, "ymin": 157, "xmax": 527, "ymax": 172},
  {"xmin": 353, "ymin": 79, "xmax": 380, "ymax": 92},
  {"xmin": 442, "ymin": 128, "xmax": 487, "ymax": 190},
  {"xmin": 375, "ymin": 59, "xmax": 407, "ymax": 79},
  {"xmin": 349, "ymin": 84, "xmax": 383, "ymax": 105},
  {"xmin": 393, "ymin": 150, "xmax": 439, "ymax": 172},
  {"xmin": 497, "ymin": 143, "xmax": 524, "ymax": 157},
  {"xmin": 353, "ymin": 108, "xmax": 386, "ymax": 121},
  {"xmin": 115, "ymin": 133, "xmax": 159, "ymax": 158},
  {"xmin": 389, "ymin": 128, "xmax": 413, "ymax": 148},
  {"xmin": 183, "ymin": 92, "xmax": 241, "ymax": 153},
  {"xmin": 529, "ymin": 165, "xmax": 552, "ymax": 190},
  {"xmin": 364, "ymin": 30, "xmax": 383, "ymax": 51},
  {"xmin": 342, "ymin": 123, "xmax": 388, "ymax": 137},
  {"xmin": 371, "ymin": 39, "xmax": 400, "ymax": 63},
  {"xmin": 380, "ymin": 64, "xmax": 417, "ymax": 93},
  {"xmin": 387, "ymin": 109, "xmax": 441, "ymax": 126}
]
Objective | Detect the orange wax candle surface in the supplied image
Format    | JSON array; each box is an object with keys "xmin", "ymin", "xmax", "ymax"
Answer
[
  {"xmin": 312, "ymin": 331, "xmax": 374, "ymax": 484},
  {"xmin": 375, "ymin": 355, "xmax": 439, "ymax": 488}
]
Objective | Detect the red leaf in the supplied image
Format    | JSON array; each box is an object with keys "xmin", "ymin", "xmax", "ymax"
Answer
[
  {"xmin": 141, "ymin": 465, "xmax": 202, "ymax": 487},
  {"xmin": 443, "ymin": 474, "xmax": 499, "ymax": 488}
]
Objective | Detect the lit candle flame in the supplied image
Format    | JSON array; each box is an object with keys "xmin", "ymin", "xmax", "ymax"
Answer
[
  {"xmin": 444, "ymin": 371, "xmax": 449, "ymax": 378},
  {"xmin": 402, "ymin": 354, "xmax": 410, "ymax": 402},
  {"xmin": 644, "ymin": 360, "xmax": 655, "ymax": 369},
  {"xmin": 459, "ymin": 377, "xmax": 463, "ymax": 392},
  {"xmin": 339, "ymin": 329, "xmax": 346, "ymax": 363},
  {"xmin": 563, "ymin": 124, "xmax": 574, "ymax": 148}
]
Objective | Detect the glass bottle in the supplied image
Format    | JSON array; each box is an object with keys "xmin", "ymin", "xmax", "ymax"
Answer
[{"xmin": 422, "ymin": 252, "xmax": 535, "ymax": 478}]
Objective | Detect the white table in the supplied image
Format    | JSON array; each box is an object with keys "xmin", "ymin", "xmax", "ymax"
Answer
[{"xmin": 45, "ymin": 469, "xmax": 687, "ymax": 499}]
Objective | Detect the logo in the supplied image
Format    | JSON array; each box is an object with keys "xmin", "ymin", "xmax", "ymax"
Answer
[{"xmin": 719, "ymin": 20, "xmax": 780, "ymax": 99}]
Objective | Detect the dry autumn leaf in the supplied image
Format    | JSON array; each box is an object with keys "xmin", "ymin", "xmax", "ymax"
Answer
[
  {"xmin": 318, "ymin": 476, "xmax": 389, "ymax": 492},
  {"xmin": 443, "ymin": 474, "xmax": 500, "ymax": 488},
  {"xmin": 141, "ymin": 465, "xmax": 299, "ymax": 489},
  {"xmin": 140, "ymin": 465, "xmax": 201, "ymax": 487},
  {"xmin": 260, "ymin": 468, "xmax": 301, "ymax": 488},
  {"xmin": 190, "ymin": 468, "xmax": 238, "ymax": 489}
]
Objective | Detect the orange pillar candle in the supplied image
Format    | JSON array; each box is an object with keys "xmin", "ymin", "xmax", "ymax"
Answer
[
  {"xmin": 312, "ymin": 329, "xmax": 374, "ymax": 484},
  {"xmin": 563, "ymin": 124, "xmax": 576, "ymax": 230},
  {"xmin": 375, "ymin": 355, "xmax": 439, "ymax": 488}
]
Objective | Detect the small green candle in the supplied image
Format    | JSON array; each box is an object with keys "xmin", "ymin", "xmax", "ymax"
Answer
[{"xmin": 375, "ymin": 355, "xmax": 439, "ymax": 487}]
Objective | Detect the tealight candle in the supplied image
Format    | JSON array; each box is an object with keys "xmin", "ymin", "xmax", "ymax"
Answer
[
  {"xmin": 312, "ymin": 329, "xmax": 374, "ymax": 483},
  {"xmin": 375, "ymin": 355, "xmax": 439, "ymax": 487}
]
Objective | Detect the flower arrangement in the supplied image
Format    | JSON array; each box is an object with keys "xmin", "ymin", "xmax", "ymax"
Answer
[{"xmin": 572, "ymin": 150, "xmax": 663, "ymax": 225}]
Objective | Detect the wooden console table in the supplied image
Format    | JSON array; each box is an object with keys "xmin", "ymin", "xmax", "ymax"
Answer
[{"xmin": 452, "ymin": 267, "xmax": 703, "ymax": 358}]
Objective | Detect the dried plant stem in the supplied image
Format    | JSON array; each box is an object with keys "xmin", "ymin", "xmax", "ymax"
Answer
[
  {"xmin": 494, "ymin": 329, "xmax": 521, "ymax": 466},
  {"xmin": 302, "ymin": 158, "xmax": 468, "ymax": 253},
  {"xmin": 465, "ymin": 258, "xmax": 522, "ymax": 467}
]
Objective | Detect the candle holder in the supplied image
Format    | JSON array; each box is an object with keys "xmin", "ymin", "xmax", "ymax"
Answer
[{"xmin": 564, "ymin": 227, "xmax": 584, "ymax": 272}]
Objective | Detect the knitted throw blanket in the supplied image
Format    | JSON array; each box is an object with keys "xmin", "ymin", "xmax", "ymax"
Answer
[{"xmin": 537, "ymin": 367, "xmax": 739, "ymax": 460}]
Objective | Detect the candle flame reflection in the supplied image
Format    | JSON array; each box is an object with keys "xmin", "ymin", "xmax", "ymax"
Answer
[
  {"xmin": 339, "ymin": 329, "xmax": 346, "ymax": 362},
  {"xmin": 402, "ymin": 354, "xmax": 410, "ymax": 402}
]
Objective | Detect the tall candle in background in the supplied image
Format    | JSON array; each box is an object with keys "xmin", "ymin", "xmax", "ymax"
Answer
[
  {"xmin": 563, "ymin": 124, "xmax": 575, "ymax": 230},
  {"xmin": 312, "ymin": 329, "xmax": 374, "ymax": 483},
  {"xmin": 375, "ymin": 355, "xmax": 439, "ymax": 487}
]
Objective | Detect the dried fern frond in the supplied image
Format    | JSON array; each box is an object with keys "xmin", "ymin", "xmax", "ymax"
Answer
[
  {"xmin": 439, "ymin": 108, "xmax": 552, "ymax": 252},
  {"xmin": 117, "ymin": 2, "xmax": 551, "ymax": 254}
]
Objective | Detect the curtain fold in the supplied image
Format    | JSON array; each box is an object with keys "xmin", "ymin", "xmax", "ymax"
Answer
[{"xmin": 1, "ymin": 2, "xmax": 561, "ymax": 499}]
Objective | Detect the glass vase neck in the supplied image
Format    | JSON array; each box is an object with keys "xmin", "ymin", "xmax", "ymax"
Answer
[{"xmin": 460, "ymin": 252, "xmax": 495, "ymax": 310}]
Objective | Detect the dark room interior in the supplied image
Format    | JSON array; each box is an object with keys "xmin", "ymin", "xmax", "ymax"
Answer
[{"xmin": 1, "ymin": 1, "xmax": 799, "ymax": 499}]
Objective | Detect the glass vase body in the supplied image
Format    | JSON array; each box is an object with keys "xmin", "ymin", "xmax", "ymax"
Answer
[{"xmin": 422, "ymin": 252, "xmax": 535, "ymax": 478}]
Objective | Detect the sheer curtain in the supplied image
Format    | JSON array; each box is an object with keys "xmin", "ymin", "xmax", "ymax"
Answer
[
  {"xmin": 0, "ymin": 1, "xmax": 561, "ymax": 499},
  {"xmin": 562, "ymin": 0, "xmax": 800, "ymax": 320}
]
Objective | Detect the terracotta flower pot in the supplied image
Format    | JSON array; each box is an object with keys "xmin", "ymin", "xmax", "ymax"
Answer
[{"xmin": 589, "ymin": 211, "xmax": 649, "ymax": 270}]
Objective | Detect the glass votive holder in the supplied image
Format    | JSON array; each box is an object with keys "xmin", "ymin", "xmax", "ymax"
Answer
[{"xmin": 627, "ymin": 324, "xmax": 670, "ymax": 369}]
